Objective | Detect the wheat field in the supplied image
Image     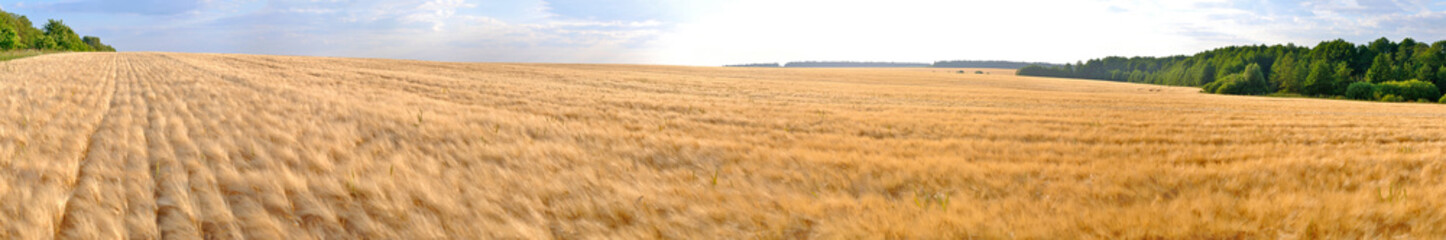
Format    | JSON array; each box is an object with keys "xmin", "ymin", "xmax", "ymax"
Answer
[{"xmin": 2, "ymin": 52, "xmax": 1445, "ymax": 239}]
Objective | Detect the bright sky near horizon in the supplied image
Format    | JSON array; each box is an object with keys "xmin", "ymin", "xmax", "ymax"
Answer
[{"xmin": 1, "ymin": 0, "xmax": 1444, "ymax": 66}]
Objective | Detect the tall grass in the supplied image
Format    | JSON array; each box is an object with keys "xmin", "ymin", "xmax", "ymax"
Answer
[
  {"xmin": 0, "ymin": 50, "xmax": 63, "ymax": 61},
  {"xmin": 5, "ymin": 53, "xmax": 1446, "ymax": 239}
]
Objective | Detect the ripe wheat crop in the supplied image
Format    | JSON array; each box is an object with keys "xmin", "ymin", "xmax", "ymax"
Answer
[{"xmin": 2, "ymin": 52, "xmax": 1444, "ymax": 239}]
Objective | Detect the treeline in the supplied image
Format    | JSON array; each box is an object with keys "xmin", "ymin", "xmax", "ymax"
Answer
[
  {"xmin": 727, "ymin": 60, "xmax": 1057, "ymax": 69},
  {"xmin": 1, "ymin": 9, "xmax": 114, "ymax": 52},
  {"xmin": 1018, "ymin": 38, "xmax": 1446, "ymax": 102},
  {"xmin": 933, "ymin": 60, "xmax": 1060, "ymax": 69},
  {"xmin": 783, "ymin": 61, "xmax": 931, "ymax": 68},
  {"xmin": 725, "ymin": 63, "xmax": 781, "ymax": 67}
]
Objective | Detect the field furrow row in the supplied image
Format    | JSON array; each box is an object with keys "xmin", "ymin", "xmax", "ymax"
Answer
[{"xmin": 56, "ymin": 53, "xmax": 158, "ymax": 239}]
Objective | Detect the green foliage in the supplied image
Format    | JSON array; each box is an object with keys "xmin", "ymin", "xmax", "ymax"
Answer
[
  {"xmin": 1303, "ymin": 61, "xmax": 1337, "ymax": 96},
  {"xmin": 1017, "ymin": 64, "xmax": 1071, "ymax": 78},
  {"xmin": 1243, "ymin": 63, "xmax": 1267, "ymax": 92},
  {"xmin": 1206, "ymin": 63, "xmax": 1270, "ymax": 95},
  {"xmin": 81, "ymin": 36, "xmax": 114, "ymax": 52},
  {"xmin": 0, "ymin": 9, "xmax": 112, "ymax": 52},
  {"xmin": 1311, "ymin": 39, "xmax": 1357, "ymax": 62},
  {"xmin": 1201, "ymin": 74, "xmax": 1230, "ymax": 93},
  {"xmin": 1127, "ymin": 70, "xmax": 1145, "ymax": 82},
  {"xmin": 1375, "ymin": 80, "xmax": 1441, "ymax": 102},
  {"xmin": 43, "ymin": 20, "xmax": 91, "ymax": 51},
  {"xmin": 1282, "ymin": 60, "xmax": 1309, "ymax": 93},
  {"xmin": 1417, "ymin": 65, "xmax": 1435, "ymax": 83},
  {"xmin": 1332, "ymin": 63, "xmax": 1354, "ymax": 95},
  {"xmin": 1367, "ymin": 37, "xmax": 1397, "ymax": 56},
  {"xmin": 32, "ymin": 35, "xmax": 55, "ymax": 50},
  {"xmin": 1438, "ymin": 66, "xmax": 1446, "ymax": 89},
  {"xmin": 1270, "ymin": 54, "xmax": 1297, "ymax": 92},
  {"xmin": 1366, "ymin": 54, "xmax": 1394, "ymax": 83},
  {"xmin": 1404, "ymin": 79, "xmax": 1439, "ymax": 101},
  {"xmin": 1380, "ymin": 94, "xmax": 1404, "ymax": 102},
  {"xmin": 1344, "ymin": 82, "xmax": 1377, "ymax": 100},
  {"xmin": 1017, "ymin": 37, "xmax": 1446, "ymax": 103},
  {"xmin": 0, "ymin": 50, "xmax": 46, "ymax": 61},
  {"xmin": 1195, "ymin": 62, "xmax": 1216, "ymax": 86},
  {"xmin": 0, "ymin": 26, "xmax": 17, "ymax": 50}
]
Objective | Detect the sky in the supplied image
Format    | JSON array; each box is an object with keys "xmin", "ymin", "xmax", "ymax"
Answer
[{"xmin": 0, "ymin": 0, "xmax": 1444, "ymax": 66}]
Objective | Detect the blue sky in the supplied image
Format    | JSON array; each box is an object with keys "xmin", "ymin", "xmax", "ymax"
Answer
[{"xmin": 1, "ymin": 0, "xmax": 1444, "ymax": 65}]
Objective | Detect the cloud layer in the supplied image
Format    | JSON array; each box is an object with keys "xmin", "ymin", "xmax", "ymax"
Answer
[{"xmin": 2, "ymin": 0, "xmax": 1444, "ymax": 65}]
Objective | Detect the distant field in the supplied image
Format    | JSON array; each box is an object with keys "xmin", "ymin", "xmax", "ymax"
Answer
[{"xmin": 3, "ymin": 52, "xmax": 1445, "ymax": 239}]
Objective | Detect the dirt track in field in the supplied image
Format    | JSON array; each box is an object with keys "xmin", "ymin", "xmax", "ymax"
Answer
[{"xmin": 3, "ymin": 52, "xmax": 1446, "ymax": 239}]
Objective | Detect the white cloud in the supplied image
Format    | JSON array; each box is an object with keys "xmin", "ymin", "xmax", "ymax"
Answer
[
  {"xmin": 321, "ymin": 1, "xmax": 669, "ymax": 63},
  {"xmin": 530, "ymin": 20, "xmax": 662, "ymax": 28},
  {"xmin": 25, "ymin": 0, "xmax": 1446, "ymax": 65},
  {"xmin": 654, "ymin": 0, "xmax": 1207, "ymax": 65},
  {"xmin": 404, "ymin": 0, "xmax": 478, "ymax": 31},
  {"xmin": 283, "ymin": 7, "xmax": 338, "ymax": 14},
  {"xmin": 652, "ymin": 0, "xmax": 1446, "ymax": 66}
]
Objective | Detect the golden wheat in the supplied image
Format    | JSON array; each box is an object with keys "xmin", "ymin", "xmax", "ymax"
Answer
[{"xmin": 1, "ymin": 52, "xmax": 1444, "ymax": 239}]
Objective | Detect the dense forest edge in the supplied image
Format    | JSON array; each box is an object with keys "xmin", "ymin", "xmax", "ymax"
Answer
[
  {"xmin": 1017, "ymin": 38, "xmax": 1446, "ymax": 103},
  {"xmin": 1, "ymin": 8, "xmax": 114, "ymax": 53},
  {"xmin": 725, "ymin": 60, "xmax": 1057, "ymax": 69}
]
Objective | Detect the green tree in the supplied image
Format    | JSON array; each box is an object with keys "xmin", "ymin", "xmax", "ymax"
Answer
[
  {"xmin": 1197, "ymin": 61, "xmax": 1216, "ymax": 85},
  {"xmin": 1345, "ymin": 82, "xmax": 1377, "ymax": 100},
  {"xmin": 1281, "ymin": 60, "xmax": 1309, "ymax": 93},
  {"xmin": 1312, "ymin": 39, "xmax": 1357, "ymax": 62},
  {"xmin": 1128, "ymin": 70, "xmax": 1145, "ymax": 82},
  {"xmin": 1409, "ymin": 79, "xmax": 1442, "ymax": 101},
  {"xmin": 1202, "ymin": 74, "xmax": 1234, "ymax": 93},
  {"xmin": 1304, "ymin": 61, "xmax": 1336, "ymax": 96},
  {"xmin": 81, "ymin": 36, "xmax": 114, "ymax": 52},
  {"xmin": 1376, "ymin": 80, "xmax": 1441, "ymax": 102},
  {"xmin": 1366, "ymin": 53, "xmax": 1394, "ymax": 83},
  {"xmin": 32, "ymin": 35, "xmax": 56, "ymax": 50},
  {"xmin": 1439, "ymin": 66, "xmax": 1446, "ymax": 86},
  {"xmin": 1380, "ymin": 94, "xmax": 1405, "ymax": 102},
  {"xmin": 1332, "ymin": 62, "xmax": 1354, "ymax": 95},
  {"xmin": 1418, "ymin": 65, "xmax": 1436, "ymax": 83},
  {"xmin": 1393, "ymin": 64, "xmax": 1413, "ymax": 81},
  {"xmin": 0, "ymin": 26, "xmax": 18, "ymax": 50},
  {"xmin": 43, "ymin": 19, "xmax": 91, "ymax": 51},
  {"xmin": 12, "ymin": 15, "xmax": 37, "ymax": 49},
  {"xmin": 1210, "ymin": 63, "xmax": 1270, "ymax": 95},
  {"xmin": 1368, "ymin": 37, "xmax": 1397, "ymax": 55},
  {"xmin": 1270, "ymin": 54, "xmax": 1298, "ymax": 92},
  {"xmin": 1009, "ymin": 38, "xmax": 1446, "ymax": 100},
  {"xmin": 1432, "ymin": 40, "xmax": 1446, "ymax": 67},
  {"xmin": 1242, "ymin": 63, "xmax": 1268, "ymax": 94},
  {"xmin": 1398, "ymin": 38, "xmax": 1419, "ymax": 64}
]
